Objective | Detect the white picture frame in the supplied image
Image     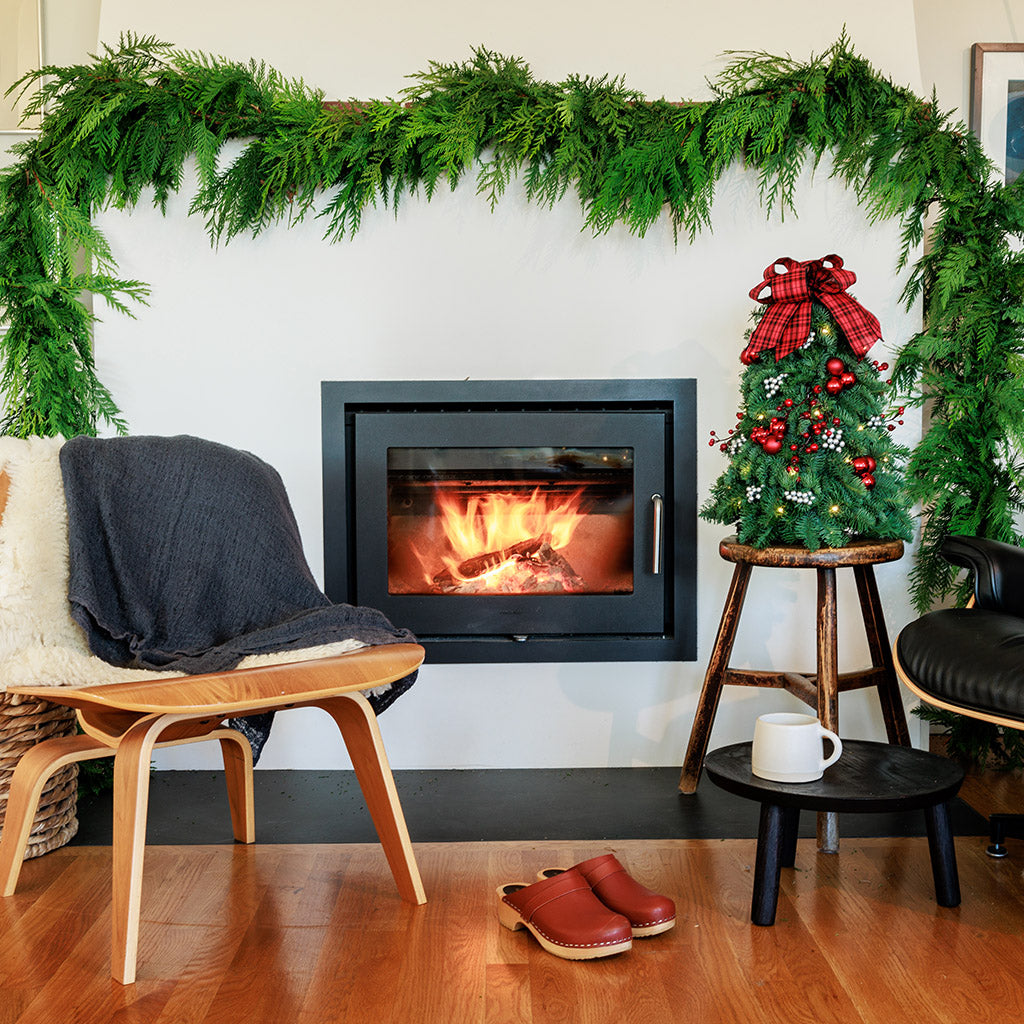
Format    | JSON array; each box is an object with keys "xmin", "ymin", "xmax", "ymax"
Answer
[
  {"xmin": 0, "ymin": 0, "xmax": 43, "ymax": 133},
  {"xmin": 970, "ymin": 42, "xmax": 1024, "ymax": 184}
]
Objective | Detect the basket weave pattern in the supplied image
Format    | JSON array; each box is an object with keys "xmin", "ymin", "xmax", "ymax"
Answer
[{"xmin": 0, "ymin": 692, "xmax": 79, "ymax": 858}]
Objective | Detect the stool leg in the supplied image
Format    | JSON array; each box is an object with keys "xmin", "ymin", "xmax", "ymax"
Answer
[
  {"xmin": 679, "ymin": 561, "xmax": 752, "ymax": 793},
  {"xmin": 752, "ymin": 802, "xmax": 786, "ymax": 926},
  {"xmin": 816, "ymin": 566, "xmax": 840, "ymax": 853},
  {"xmin": 924, "ymin": 802, "xmax": 961, "ymax": 907},
  {"xmin": 317, "ymin": 693, "xmax": 426, "ymax": 906},
  {"xmin": 853, "ymin": 564, "xmax": 911, "ymax": 747},
  {"xmin": 780, "ymin": 806, "xmax": 800, "ymax": 869}
]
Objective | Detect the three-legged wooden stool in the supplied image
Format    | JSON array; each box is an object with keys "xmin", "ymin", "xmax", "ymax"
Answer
[
  {"xmin": 0, "ymin": 643, "xmax": 426, "ymax": 984},
  {"xmin": 679, "ymin": 536, "xmax": 911, "ymax": 852}
]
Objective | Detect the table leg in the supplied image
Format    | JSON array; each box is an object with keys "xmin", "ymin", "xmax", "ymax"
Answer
[
  {"xmin": 816, "ymin": 566, "xmax": 840, "ymax": 853},
  {"xmin": 780, "ymin": 805, "xmax": 800, "ymax": 869},
  {"xmin": 924, "ymin": 802, "xmax": 961, "ymax": 908},
  {"xmin": 679, "ymin": 561, "xmax": 753, "ymax": 793},
  {"xmin": 853, "ymin": 564, "xmax": 911, "ymax": 747},
  {"xmin": 752, "ymin": 802, "xmax": 789, "ymax": 926}
]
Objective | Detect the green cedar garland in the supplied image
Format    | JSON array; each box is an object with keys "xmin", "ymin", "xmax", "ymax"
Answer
[{"xmin": 1, "ymin": 33, "xmax": 1023, "ymax": 611}]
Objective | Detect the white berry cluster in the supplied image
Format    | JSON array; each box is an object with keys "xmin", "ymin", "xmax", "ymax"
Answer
[
  {"xmin": 762, "ymin": 372, "xmax": 787, "ymax": 398},
  {"xmin": 820, "ymin": 427, "xmax": 844, "ymax": 451},
  {"xmin": 783, "ymin": 489, "xmax": 815, "ymax": 505},
  {"xmin": 866, "ymin": 414, "xmax": 885, "ymax": 428},
  {"xmin": 726, "ymin": 435, "xmax": 744, "ymax": 455},
  {"xmin": 801, "ymin": 331, "xmax": 816, "ymax": 349},
  {"xmin": 745, "ymin": 484, "xmax": 763, "ymax": 502}
]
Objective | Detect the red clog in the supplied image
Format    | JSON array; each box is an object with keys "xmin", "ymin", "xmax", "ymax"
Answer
[
  {"xmin": 497, "ymin": 866, "xmax": 633, "ymax": 960},
  {"xmin": 538, "ymin": 854, "xmax": 676, "ymax": 937}
]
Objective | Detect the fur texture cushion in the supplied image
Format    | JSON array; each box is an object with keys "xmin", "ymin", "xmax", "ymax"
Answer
[{"xmin": 0, "ymin": 436, "xmax": 362, "ymax": 693}]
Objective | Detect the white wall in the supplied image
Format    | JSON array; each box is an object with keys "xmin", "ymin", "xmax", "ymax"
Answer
[{"xmin": 22, "ymin": 0, "xmax": 963, "ymax": 769}]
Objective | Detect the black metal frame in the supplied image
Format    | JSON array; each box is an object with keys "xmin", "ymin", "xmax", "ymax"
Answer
[{"xmin": 321, "ymin": 378, "xmax": 697, "ymax": 664}]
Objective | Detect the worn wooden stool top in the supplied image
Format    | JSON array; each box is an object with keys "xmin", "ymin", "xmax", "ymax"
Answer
[{"xmin": 718, "ymin": 535, "xmax": 904, "ymax": 569}]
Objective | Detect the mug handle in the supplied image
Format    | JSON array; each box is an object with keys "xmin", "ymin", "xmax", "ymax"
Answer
[{"xmin": 818, "ymin": 727, "xmax": 843, "ymax": 771}]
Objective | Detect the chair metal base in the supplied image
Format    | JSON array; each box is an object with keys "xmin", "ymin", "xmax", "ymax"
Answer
[{"xmin": 987, "ymin": 812, "xmax": 1024, "ymax": 858}]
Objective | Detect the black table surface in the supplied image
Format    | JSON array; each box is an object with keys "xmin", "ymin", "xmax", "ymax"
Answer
[{"xmin": 704, "ymin": 740, "xmax": 965, "ymax": 813}]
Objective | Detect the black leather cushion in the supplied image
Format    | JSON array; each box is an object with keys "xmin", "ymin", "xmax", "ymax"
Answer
[{"xmin": 897, "ymin": 608, "xmax": 1024, "ymax": 720}]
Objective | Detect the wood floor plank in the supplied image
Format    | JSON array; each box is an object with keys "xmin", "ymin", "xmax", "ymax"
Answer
[{"xmin": 4, "ymin": 837, "xmax": 1024, "ymax": 1024}]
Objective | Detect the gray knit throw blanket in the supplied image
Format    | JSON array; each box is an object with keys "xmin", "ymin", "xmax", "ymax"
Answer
[{"xmin": 59, "ymin": 434, "xmax": 417, "ymax": 760}]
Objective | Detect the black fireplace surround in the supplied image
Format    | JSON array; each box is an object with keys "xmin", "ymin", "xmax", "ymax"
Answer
[{"xmin": 321, "ymin": 379, "xmax": 696, "ymax": 663}]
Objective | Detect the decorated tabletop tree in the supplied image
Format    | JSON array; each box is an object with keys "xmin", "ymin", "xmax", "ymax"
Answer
[{"xmin": 702, "ymin": 255, "xmax": 914, "ymax": 549}]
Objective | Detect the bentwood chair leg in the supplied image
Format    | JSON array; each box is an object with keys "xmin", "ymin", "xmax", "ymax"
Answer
[
  {"xmin": 218, "ymin": 732, "xmax": 255, "ymax": 843},
  {"xmin": 0, "ymin": 734, "xmax": 113, "ymax": 896},
  {"xmin": 111, "ymin": 713, "xmax": 192, "ymax": 985},
  {"xmin": 318, "ymin": 693, "xmax": 426, "ymax": 906}
]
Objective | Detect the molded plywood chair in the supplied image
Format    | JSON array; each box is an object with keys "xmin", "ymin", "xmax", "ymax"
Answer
[
  {"xmin": 0, "ymin": 437, "xmax": 426, "ymax": 984},
  {"xmin": 894, "ymin": 534, "xmax": 1024, "ymax": 857}
]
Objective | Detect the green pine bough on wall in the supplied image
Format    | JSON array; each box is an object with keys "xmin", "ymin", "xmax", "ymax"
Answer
[{"xmin": 1, "ymin": 32, "xmax": 1024, "ymax": 617}]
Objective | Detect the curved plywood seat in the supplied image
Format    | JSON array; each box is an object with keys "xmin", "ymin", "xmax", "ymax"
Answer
[{"xmin": 0, "ymin": 642, "xmax": 427, "ymax": 984}]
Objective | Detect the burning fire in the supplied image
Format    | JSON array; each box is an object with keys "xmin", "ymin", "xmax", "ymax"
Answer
[{"xmin": 426, "ymin": 487, "xmax": 587, "ymax": 593}]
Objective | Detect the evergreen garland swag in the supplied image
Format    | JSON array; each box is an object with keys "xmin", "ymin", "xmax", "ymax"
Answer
[{"xmin": 2, "ymin": 33, "xmax": 1024, "ymax": 612}]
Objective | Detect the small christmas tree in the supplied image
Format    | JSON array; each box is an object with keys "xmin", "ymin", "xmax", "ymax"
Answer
[{"xmin": 701, "ymin": 255, "xmax": 914, "ymax": 549}]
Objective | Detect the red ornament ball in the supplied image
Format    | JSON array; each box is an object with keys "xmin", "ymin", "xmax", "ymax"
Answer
[
  {"xmin": 826, "ymin": 358, "xmax": 845, "ymax": 376},
  {"xmin": 851, "ymin": 457, "xmax": 870, "ymax": 473},
  {"xmin": 825, "ymin": 377, "xmax": 843, "ymax": 396},
  {"xmin": 861, "ymin": 474, "xmax": 876, "ymax": 489},
  {"xmin": 840, "ymin": 371, "xmax": 857, "ymax": 388},
  {"xmin": 866, "ymin": 457, "xmax": 877, "ymax": 472},
  {"xmin": 762, "ymin": 437, "xmax": 783, "ymax": 454}
]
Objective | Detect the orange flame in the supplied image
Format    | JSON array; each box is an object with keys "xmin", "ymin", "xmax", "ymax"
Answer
[{"xmin": 430, "ymin": 487, "xmax": 586, "ymax": 588}]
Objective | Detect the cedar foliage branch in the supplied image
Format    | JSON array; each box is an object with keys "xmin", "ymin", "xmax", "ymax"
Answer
[{"xmin": 1, "ymin": 33, "xmax": 1022, "ymax": 611}]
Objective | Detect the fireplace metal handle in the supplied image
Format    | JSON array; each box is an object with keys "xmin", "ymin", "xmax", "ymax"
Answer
[{"xmin": 651, "ymin": 493, "xmax": 664, "ymax": 575}]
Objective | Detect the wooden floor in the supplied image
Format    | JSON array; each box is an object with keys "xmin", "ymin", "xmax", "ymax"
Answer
[{"xmin": 2, "ymin": 835, "xmax": 1024, "ymax": 1023}]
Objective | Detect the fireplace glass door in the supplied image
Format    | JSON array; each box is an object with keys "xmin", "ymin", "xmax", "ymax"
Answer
[
  {"xmin": 350, "ymin": 411, "xmax": 667, "ymax": 641},
  {"xmin": 386, "ymin": 445, "xmax": 634, "ymax": 597}
]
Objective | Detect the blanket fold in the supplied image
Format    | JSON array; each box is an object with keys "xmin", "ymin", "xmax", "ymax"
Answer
[{"xmin": 59, "ymin": 434, "xmax": 416, "ymax": 759}]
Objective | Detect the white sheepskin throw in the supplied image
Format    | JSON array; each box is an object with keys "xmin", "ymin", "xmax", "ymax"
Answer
[{"xmin": 0, "ymin": 436, "xmax": 362, "ymax": 693}]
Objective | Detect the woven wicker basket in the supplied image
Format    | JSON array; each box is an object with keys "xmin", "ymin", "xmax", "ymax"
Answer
[{"xmin": 0, "ymin": 692, "xmax": 79, "ymax": 858}]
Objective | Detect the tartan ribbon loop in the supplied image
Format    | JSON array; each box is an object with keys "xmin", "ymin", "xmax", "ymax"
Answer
[{"xmin": 740, "ymin": 254, "xmax": 881, "ymax": 363}]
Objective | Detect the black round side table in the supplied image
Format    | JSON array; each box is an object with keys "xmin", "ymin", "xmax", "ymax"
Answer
[{"xmin": 703, "ymin": 740, "xmax": 964, "ymax": 926}]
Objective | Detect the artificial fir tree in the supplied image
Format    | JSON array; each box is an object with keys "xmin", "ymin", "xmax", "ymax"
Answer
[{"xmin": 702, "ymin": 256, "xmax": 914, "ymax": 550}]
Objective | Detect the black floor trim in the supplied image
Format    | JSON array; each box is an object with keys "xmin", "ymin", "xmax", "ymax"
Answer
[{"xmin": 70, "ymin": 768, "xmax": 988, "ymax": 846}]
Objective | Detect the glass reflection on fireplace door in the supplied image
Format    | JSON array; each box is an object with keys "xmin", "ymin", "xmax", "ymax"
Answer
[{"xmin": 350, "ymin": 411, "xmax": 668, "ymax": 642}]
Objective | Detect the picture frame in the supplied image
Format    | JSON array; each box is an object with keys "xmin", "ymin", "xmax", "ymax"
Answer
[
  {"xmin": 0, "ymin": 0, "xmax": 43, "ymax": 133},
  {"xmin": 970, "ymin": 42, "xmax": 1024, "ymax": 184}
]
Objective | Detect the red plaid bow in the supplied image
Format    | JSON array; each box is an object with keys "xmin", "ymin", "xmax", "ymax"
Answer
[{"xmin": 739, "ymin": 255, "xmax": 881, "ymax": 363}]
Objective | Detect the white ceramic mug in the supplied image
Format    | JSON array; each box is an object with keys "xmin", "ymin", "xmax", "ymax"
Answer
[{"xmin": 751, "ymin": 712, "xmax": 843, "ymax": 783}]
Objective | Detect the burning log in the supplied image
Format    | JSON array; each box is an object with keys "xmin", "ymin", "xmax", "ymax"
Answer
[
  {"xmin": 431, "ymin": 532, "xmax": 584, "ymax": 593},
  {"xmin": 432, "ymin": 534, "xmax": 551, "ymax": 588}
]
